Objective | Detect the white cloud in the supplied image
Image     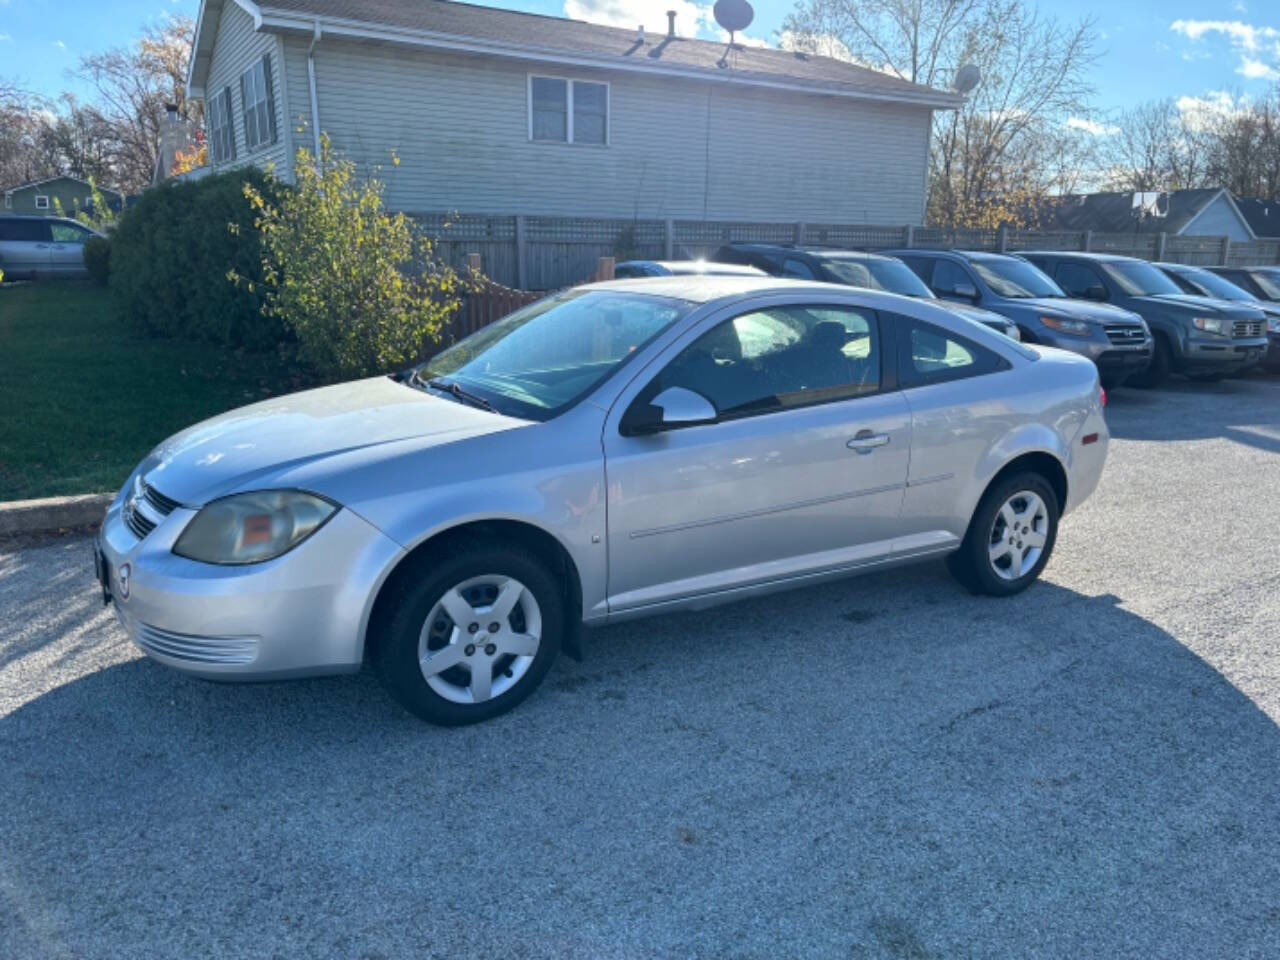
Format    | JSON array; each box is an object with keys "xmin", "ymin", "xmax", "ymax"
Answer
[
  {"xmin": 53, "ymin": 39, "xmax": 66, "ymax": 50},
  {"xmin": 562, "ymin": 0, "xmax": 769, "ymax": 49},
  {"xmin": 777, "ymin": 30, "xmax": 856, "ymax": 63},
  {"xmin": 1239, "ymin": 56, "xmax": 1278, "ymax": 79},
  {"xmin": 1170, "ymin": 18, "xmax": 1279, "ymax": 83},
  {"xmin": 0, "ymin": 34, "xmax": 11, "ymax": 43},
  {"xmin": 1171, "ymin": 19, "xmax": 1277, "ymax": 49},
  {"xmin": 1176, "ymin": 90, "xmax": 1250, "ymax": 131},
  {"xmin": 1066, "ymin": 116, "xmax": 1118, "ymax": 136}
]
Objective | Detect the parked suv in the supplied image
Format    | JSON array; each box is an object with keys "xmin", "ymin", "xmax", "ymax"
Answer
[
  {"xmin": 879, "ymin": 248, "xmax": 1152, "ymax": 387},
  {"xmin": 0, "ymin": 215, "xmax": 99, "ymax": 280},
  {"xmin": 712, "ymin": 243, "xmax": 1021, "ymax": 340},
  {"xmin": 1021, "ymin": 252, "xmax": 1268, "ymax": 385},
  {"xmin": 1157, "ymin": 262, "xmax": 1280, "ymax": 371}
]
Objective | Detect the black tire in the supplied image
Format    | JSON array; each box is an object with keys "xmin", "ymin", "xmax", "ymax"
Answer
[
  {"xmin": 947, "ymin": 471, "xmax": 1060, "ymax": 597},
  {"xmin": 1128, "ymin": 333, "xmax": 1170, "ymax": 388},
  {"xmin": 371, "ymin": 542, "xmax": 563, "ymax": 725}
]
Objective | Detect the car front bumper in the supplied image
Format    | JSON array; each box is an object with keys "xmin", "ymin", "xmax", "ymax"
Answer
[
  {"xmin": 98, "ymin": 497, "xmax": 404, "ymax": 680},
  {"xmin": 1034, "ymin": 331, "xmax": 1152, "ymax": 378},
  {"xmin": 1179, "ymin": 336, "xmax": 1269, "ymax": 372}
]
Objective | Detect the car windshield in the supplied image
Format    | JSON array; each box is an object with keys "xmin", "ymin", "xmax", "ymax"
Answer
[
  {"xmin": 970, "ymin": 259, "xmax": 1065, "ymax": 298},
  {"xmin": 1101, "ymin": 260, "xmax": 1183, "ymax": 296},
  {"xmin": 1251, "ymin": 269, "xmax": 1280, "ymax": 299},
  {"xmin": 1175, "ymin": 267, "xmax": 1255, "ymax": 301},
  {"xmin": 416, "ymin": 291, "xmax": 690, "ymax": 420},
  {"xmin": 820, "ymin": 257, "xmax": 935, "ymax": 297}
]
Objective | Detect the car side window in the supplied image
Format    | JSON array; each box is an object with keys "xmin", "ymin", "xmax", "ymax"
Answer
[
  {"xmin": 653, "ymin": 305, "xmax": 881, "ymax": 419},
  {"xmin": 896, "ymin": 316, "xmax": 1007, "ymax": 388},
  {"xmin": 1054, "ymin": 262, "xmax": 1105, "ymax": 298},
  {"xmin": 931, "ymin": 259, "xmax": 973, "ymax": 294},
  {"xmin": 50, "ymin": 222, "xmax": 92, "ymax": 244},
  {"xmin": 897, "ymin": 256, "xmax": 934, "ymax": 283},
  {"xmin": 781, "ymin": 258, "xmax": 816, "ymax": 279},
  {"xmin": 0, "ymin": 219, "xmax": 50, "ymax": 242}
]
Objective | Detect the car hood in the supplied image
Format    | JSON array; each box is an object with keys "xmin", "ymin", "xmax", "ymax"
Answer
[
  {"xmin": 139, "ymin": 377, "xmax": 528, "ymax": 505},
  {"xmin": 1012, "ymin": 298, "xmax": 1140, "ymax": 323},
  {"xmin": 1136, "ymin": 294, "xmax": 1265, "ymax": 319},
  {"xmin": 943, "ymin": 301, "xmax": 1014, "ymax": 326}
]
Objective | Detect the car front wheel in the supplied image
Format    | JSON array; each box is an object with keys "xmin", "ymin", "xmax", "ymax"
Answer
[
  {"xmin": 373, "ymin": 543, "xmax": 563, "ymax": 725},
  {"xmin": 947, "ymin": 472, "xmax": 1059, "ymax": 596}
]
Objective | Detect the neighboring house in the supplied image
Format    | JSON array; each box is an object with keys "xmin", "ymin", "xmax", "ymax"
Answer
[
  {"xmin": 1233, "ymin": 197, "xmax": 1280, "ymax": 240},
  {"xmin": 185, "ymin": 0, "xmax": 960, "ymax": 223},
  {"xmin": 2, "ymin": 176, "xmax": 124, "ymax": 217},
  {"xmin": 1038, "ymin": 188, "xmax": 1256, "ymax": 242}
]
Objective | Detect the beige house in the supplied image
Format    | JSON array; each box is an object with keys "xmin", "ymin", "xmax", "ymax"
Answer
[{"xmin": 185, "ymin": 0, "xmax": 959, "ymax": 224}]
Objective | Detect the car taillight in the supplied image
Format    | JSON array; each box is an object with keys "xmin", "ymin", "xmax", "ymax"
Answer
[{"xmin": 1099, "ymin": 386, "xmax": 1107, "ymax": 408}]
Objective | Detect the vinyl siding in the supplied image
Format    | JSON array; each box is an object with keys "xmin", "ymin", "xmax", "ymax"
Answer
[
  {"xmin": 1181, "ymin": 195, "xmax": 1253, "ymax": 242},
  {"xmin": 204, "ymin": 2, "xmax": 290, "ymax": 177},
  {"xmin": 282, "ymin": 35, "xmax": 933, "ymax": 223}
]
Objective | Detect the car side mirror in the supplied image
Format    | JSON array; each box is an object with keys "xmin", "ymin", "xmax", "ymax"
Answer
[
  {"xmin": 622, "ymin": 386, "xmax": 718, "ymax": 436},
  {"xmin": 1084, "ymin": 285, "xmax": 1108, "ymax": 302},
  {"xmin": 937, "ymin": 282, "xmax": 978, "ymax": 302}
]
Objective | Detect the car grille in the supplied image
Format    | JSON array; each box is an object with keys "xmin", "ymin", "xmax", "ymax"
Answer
[
  {"xmin": 122, "ymin": 480, "xmax": 181, "ymax": 541},
  {"xmin": 1233, "ymin": 320, "xmax": 1264, "ymax": 338},
  {"xmin": 1104, "ymin": 323, "xmax": 1147, "ymax": 346},
  {"xmin": 119, "ymin": 611, "xmax": 259, "ymax": 665}
]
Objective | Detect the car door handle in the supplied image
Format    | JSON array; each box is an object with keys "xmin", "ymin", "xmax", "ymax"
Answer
[{"xmin": 847, "ymin": 430, "xmax": 890, "ymax": 453}]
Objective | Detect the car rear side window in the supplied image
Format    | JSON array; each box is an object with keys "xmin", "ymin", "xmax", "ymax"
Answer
[
  {"xmin": 895, "ymin": 316, "xmax": 1008, "ymax": 388},
  {"xmin": 653, "ymin": 305, "xmax": 881, "ymax": 419},
  {"xmin": 50, "ymin": 222, "xmax": 92, "ymax": 243},
  {"xmin": 0, "ymin": 219, "xmax": 49, "ymax": 242}
]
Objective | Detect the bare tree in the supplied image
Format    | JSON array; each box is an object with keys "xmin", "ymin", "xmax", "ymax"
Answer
[
  {"xmin": 783, "ymin": 0, "xmax": 1099, "ymax": 227},
  {"xmin": 73, "ymin": 14, "xmax": 201, "ymax": 193},
  {"xmin": 1101, "ymin": 99, "xmax": 1207, "ymax": 192}
]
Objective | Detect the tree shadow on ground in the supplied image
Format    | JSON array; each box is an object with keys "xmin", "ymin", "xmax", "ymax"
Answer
[{"xmin": 3, "ymin": 562, "xmax": 1279, "ymax": 958}]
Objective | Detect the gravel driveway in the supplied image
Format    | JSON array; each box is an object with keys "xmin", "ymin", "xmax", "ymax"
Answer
[{"xmin": 3, "ymin": 377, "xmax": 1279, "ymax": 959}]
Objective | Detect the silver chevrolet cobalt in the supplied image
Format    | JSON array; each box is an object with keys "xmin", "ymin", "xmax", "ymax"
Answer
[{"xmin": 97, "ymin": 277, "xmax": 1109, "ymax": 724}]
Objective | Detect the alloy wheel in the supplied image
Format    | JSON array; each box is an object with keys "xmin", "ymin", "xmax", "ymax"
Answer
[
  {"xmin": 417, "ymin": 575, "xmax": 542, "ymax": 704},
  {"xmin": 987, "ymin": 491, "xmax": 1049, "ymax": 581}
]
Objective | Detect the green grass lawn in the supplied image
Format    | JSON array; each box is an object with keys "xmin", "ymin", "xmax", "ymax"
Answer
[{"xmin": 0, "ymin": 282, "xmax": 299, "ymax": 501}]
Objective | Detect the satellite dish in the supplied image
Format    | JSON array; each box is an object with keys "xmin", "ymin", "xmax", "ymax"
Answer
[
  {"xmin": 952, "ymin": 63, "xmax": 981, "ymax": 94},
  {"xmin": 713, "ymin": 0, "xmax": 754, "ymax": 35}
]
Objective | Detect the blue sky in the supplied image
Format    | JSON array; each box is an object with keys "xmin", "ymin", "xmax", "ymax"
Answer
[{"xmin": 1, "ymin": 0, "xmax": 1276, "ymax": 118}]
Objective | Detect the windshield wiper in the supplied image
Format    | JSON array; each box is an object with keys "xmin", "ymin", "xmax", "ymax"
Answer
[{"xmin": 426, "ymin": 377, "xmax": 497, "ymax": 413}]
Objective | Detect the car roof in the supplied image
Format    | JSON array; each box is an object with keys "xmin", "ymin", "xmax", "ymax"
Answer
[
  {"xmin": 652, "ymin": 260, "xmax": 766, "ymax": 275},
  {"xmin": 878, "ymin": 248, "xmax": 1023, "ymax": 262},
  {"xmin": 586, "ymin": 275, "xmax": 828, "ymax": 302},
  {"xmin": 1018, "ymin": 250, "xmax": 1136, "ymax": 262},
  {"xmin": 1154, "ymin": 261, "xmax": 1203, "ymax": 272},
  {"xmin": 727, "ymin": 243, "xmax": 899, "ymax": 262}
]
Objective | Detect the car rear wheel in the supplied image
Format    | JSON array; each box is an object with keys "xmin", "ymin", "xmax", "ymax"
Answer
[
  {"xmin": 372, "ymin": 543, "xmax": 562, "ymax": 725},
  {"xmin": 947, "ymin": 472, "xmax": 1059, "ymax": 597}
]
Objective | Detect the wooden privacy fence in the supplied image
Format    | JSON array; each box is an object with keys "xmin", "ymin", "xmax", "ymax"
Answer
[
  {"xmin": 440, "ymin": 253, "xmax": 616, "ymax": 346},
  {"xmin": 410, "ymin": 212, "xmax": 1280, "ymax": 292}
]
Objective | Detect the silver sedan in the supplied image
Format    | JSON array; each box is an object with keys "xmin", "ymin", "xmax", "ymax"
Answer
[{"xmin": 96, "ymin": 277, "xmax": 1109, "ymax": 724}]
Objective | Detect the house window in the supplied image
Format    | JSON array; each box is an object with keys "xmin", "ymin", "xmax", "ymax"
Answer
[
  {"xmin": 240, "ymin": 55, "xmax": 277, "ymax": 152},
  {"xmin": 3, "ymin": 193, "xmax": 10, "ymax": 209},
  {"xmin": 208, "ymin": 86, "xmax": 236, "ymax": 164},
  {"xmin": 35, "ymin": 195, "xmax": 49, "ymax": 210},
  {"xmin": 528, "ymin": 75, "xmax": 609, "ymax": 145}
]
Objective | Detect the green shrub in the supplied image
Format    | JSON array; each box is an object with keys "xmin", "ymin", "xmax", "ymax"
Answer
[
  {"xmin": 82, "ymin": 235, "xmax": 111, "ymax": 285},
  {"xmin": 239, "ymin": 135, "xmax": 466, "ymax": 379},
  {"xmin": 108, "ymin": 169, "xmax": 288, "ymax": 352}
]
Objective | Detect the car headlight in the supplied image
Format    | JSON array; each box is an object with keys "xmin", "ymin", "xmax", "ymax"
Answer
[
  {"xmin": 1192, "ymin": 316, "xmax": 1226, "ymax": 335},
  {"xmin": 1268, "ymin": 315, "xmax": 1280, "ymax": 333},
  {"xmin": 1040, "ymin": 315, "xmax": 1093, "ymax": 337},
  {"xmin": 173, "ymin": 490, "xmax": 338, "ymax": 565}
]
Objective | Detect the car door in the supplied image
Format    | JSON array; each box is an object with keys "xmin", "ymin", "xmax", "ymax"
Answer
[
  {"xmin": 49, "ymin": 221, "xmax": 93, "ymax": 274},
  {"xmin": 602, "ymin": 299, "xmax": 911, "ymax": 613},
  {"xmin": 891, "ymin": 313, "xmax": 1015, "ymax": 548},
  {"xmin": 0, "ymin": 218, "xmax": 52, "ymax": 277}
]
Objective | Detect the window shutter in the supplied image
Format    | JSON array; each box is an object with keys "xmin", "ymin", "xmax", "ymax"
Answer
[
  {"xmin": 262, "ymin": 54, "xmax": 277, "ymax": 145},
  {"xmin": 239, "ymin": 73, "xmax": 252, "ymax": 152},
  {"xmin": 223, "ymin": 87, "xmax": 236, "ymax": 160}
]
